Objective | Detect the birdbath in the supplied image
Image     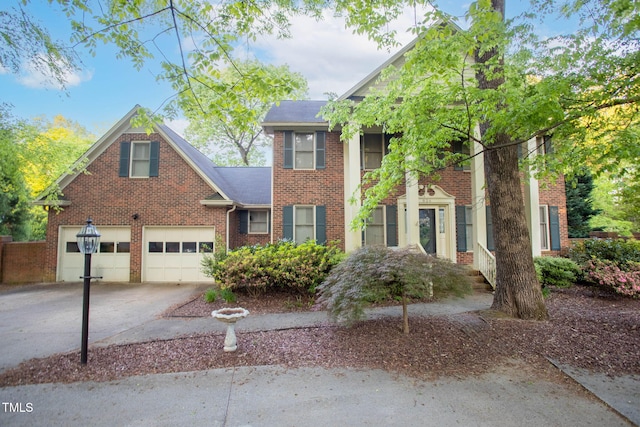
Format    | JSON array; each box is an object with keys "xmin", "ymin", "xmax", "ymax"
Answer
[{"xmin": 211, "ymin": 308, "xmax": 250, "ymax": 352}]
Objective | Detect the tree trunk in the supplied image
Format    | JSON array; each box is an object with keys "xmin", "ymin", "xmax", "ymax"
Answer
[
  {"xmin": 474, "ymin": 0, "xmax": 548, "ymax": 320},
  {"xmin": 402, "ymin": 293, "xmax": 409, "ymax": 334}
]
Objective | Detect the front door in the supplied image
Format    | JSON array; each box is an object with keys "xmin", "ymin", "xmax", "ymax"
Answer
[{"xmin": 419, "ymin": 209, "xmax": 436, "ymax": 254}]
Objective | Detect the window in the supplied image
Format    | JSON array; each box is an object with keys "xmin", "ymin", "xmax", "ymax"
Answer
[
  {"xmin": 283, "ymin": 205, "xmax": 326, "ymax": 244},
  {"xmin": 364, "ymin": 206, "xmax": 385, "ymax": 246},
  {"xmin": 66, "ymin": 242, "xmax": 80, "ymax": 253},
  {"xmin": 182, "ymin": 242, "xmax": 197, "ymax": 253},
  {"xmin": 148, "ymin": 242, "xmax": 163, "ymax": 253},
  {"xmin": 465, "ymin": 206, "xmax": 473, "ymax": 251},
  {"xmin": 117, "ymin": 242, "xmax": 130, "ymax": 253},
  {"xmin": 99, "ymin": 242, "xmax": 115, "ymax": 253},
  {"xmin": 249, "ymin": 211, "xmax": 269, "ymax": 234},
  {"xmin": 294, "ymin": 133, "xmax": 314, "ymax": 169},
  {"xmin": 131, "ymin": 142, "xmax": 151, "ymax": 177},
  {"xmin": 540, "ymin": 205, "xmax": 550, "ymax": 251},
  {"xmin": 294, "ymin": 206, "xmax": 315, "ymax": 244},
  {"xmin": 452, "ymin": 139, "xmax": 471, "ymax": 171},
  {"xmin": 199, "ymin": 242, "xmax": 213, "ymax": 253},
  {"xmin": 119, "ymin": 141, "xmax": 159, "ymax": 178},
  {"xmin": 283, "ymin": 131, "xmax": 326, "ymax": 169},
  {"xmin": 165, "ymin": 242, "xmax": 180, "ymax": 253},
  {"xmin": 362, "ymin": 134, "xmax": 384, "ymax": 169}
]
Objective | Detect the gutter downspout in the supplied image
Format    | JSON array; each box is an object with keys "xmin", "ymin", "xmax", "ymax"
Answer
[{"xmin": 226, "ymin": 204, "xmax": 237, "ymax": 253}]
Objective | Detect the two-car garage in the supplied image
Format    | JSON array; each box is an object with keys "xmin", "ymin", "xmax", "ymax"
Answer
[{"xmin": 58, "ymin": 226, "xmax": 215, "ymax": 282}]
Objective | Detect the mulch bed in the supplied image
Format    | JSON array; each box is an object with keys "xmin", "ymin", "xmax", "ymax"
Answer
[{"xmin": 0, "ymin": 284, "xmax": 638, "ymax": 387}]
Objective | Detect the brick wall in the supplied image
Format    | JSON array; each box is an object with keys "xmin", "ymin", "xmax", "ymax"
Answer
[
  {"xmin": 44, "ymin": 132, "xmax": 229, "ymax": 282},
  {"xmin": 272, "ymin": 130, "xmax": 345, "ymax": 248},
  {"xmin": 1, "ymin": 240, "xmax": 46, "ymax": 283}
]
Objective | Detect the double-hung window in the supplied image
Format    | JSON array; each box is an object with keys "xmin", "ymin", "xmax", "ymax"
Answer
[
  {"xmin": 364, "ymin": 206, "xmax": 385, "ymax": 245},
  {"xmin": 452, "ymin": 139, "xmax": 471, "ymax": 171},
  {"xmin": 249, "ymin": 210, "xmax": 269, "ymax": 234},
  {"xmin": 119, "ymin": 141, "xmax": 159, "ymax": 178},
  {"xmin": 540, "ymin": 205, "xmax": 550, "ymax": 251},
  {"xmin": 131, "ymin": 142, "xmax": 151, "ymax": 177},
  {"xmin": 282, "ymin": 205, "xmax": 327, "ymax": 245},
  {"xmin": 284, "ymin": 131, "xmax": 326, "ymax": 170},
  {"xmin": 361, "ymin": 134, "xmax": 384, "ymax": 170},
  {"xmin": 294, "ymin": 206, "xmax": 315, "ymax": 244}
]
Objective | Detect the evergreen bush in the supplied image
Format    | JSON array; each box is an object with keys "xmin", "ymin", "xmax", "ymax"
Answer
[{"xmin": 533, "ymin": 256, "xmax": 580, "ymax": 288}]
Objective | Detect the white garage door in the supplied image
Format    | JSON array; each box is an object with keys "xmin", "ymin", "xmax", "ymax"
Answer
[
  {"xmin": 58, "ymin": 226, "xmax": 131, "ymax": 282},
  {"xmin": 143, "ymin": 227, "xmax": 215, "ymax": 282}
]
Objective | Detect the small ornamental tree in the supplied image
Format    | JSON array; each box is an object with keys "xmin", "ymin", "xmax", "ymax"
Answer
[{"xmin": 316, "ymin": 246, "xmax": 472, "ymax": 334}]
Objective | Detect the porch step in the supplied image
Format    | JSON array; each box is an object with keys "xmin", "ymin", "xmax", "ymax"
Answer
[{"xmin": 467, "ymin": 269, "xmax": 494, "ymax": 292}]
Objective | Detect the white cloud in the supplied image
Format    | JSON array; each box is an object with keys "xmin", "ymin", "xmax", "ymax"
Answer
[
  {"xmin": 251, "ymin": 7, "xmax": 429, "ymax": 99},
  {"xmin": 16, "ymin": 57, "xmax": 93, "ymax": 90}
]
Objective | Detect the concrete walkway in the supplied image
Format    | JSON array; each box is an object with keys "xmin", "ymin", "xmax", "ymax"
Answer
[{"xmin": 0, "ymin": 283, "xmax": 638, "ymax": 426}]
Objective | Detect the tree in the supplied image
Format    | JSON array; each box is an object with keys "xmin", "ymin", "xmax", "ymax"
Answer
[
  {"xmin": 565, "ymin": 171, "xmax": 600, "ymax": 238},
  {"xmin": 177, "ymin": 61, "xmax": 308, "ymax": 166},
  {"xmin": 0, "ymin": 106, "xmax": 31, "ymax": 240},
  {"xmin": 14, "ymin": 115, "xmax": 94, "ymax": 240},
  {"xmin": 322, "ymin": 0, "xmax": 639, "ymax": 319},
  {"xmin": 0, "ymin": 2, "xmax": 81, "ymax": 89},
  {"xmin": 8, "ymin": 0, "xmax": 638, "ymax": 317}
]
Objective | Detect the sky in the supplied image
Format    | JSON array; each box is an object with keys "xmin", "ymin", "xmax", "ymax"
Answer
[{"xmin": 0, "ymin": 1, "xmax": 566, "ymax": 137}]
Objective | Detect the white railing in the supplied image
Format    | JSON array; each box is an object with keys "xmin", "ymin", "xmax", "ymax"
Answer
[{"xmin": 477, "ymin": 242, "xmax": 496, "ymax": 290}]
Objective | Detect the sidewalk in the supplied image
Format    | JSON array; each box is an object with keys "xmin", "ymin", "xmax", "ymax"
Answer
[{"xmin": 1, "ymin": 288, "xmax": 638, "ymax": 426}]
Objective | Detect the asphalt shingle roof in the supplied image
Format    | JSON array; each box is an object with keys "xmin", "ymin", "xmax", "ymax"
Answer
[
  {"xmin": 263, "ymin": 100, "xmax": 328, "ymax": 124},
  {"xmin": 159, "ymin": 124, "xmax": 271, "ymax": 206}
]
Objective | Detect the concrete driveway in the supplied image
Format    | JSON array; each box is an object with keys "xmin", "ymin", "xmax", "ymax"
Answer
[{"xmin": 0, "ymin": 282, "xmax": 206, "ymax": 372}]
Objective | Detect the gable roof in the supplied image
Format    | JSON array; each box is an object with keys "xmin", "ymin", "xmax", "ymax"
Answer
[{"xmin": 35, "ymin": 105, "xmax": 271, "ymax": 208}]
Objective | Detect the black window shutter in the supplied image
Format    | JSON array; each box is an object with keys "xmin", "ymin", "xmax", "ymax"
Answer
[
  {"xmin": 149, "ymin": 141, "xmax": 159, "ymax": 177},
  {"xmin": 283, "ymin": 206, "xmax": 294, "ymax": 240},
  {"xmin": 359, "ymin": 135, "xmax": 364, "ymax": 170},
  {"xmin": 315, "ymin": 131, "xmax": 326, "ymax": 169},
  {"xmin": 486, "ymin": 206, "xmax": 495, "ymax": 251},
  {"xmin": 119, "ymin": 142, "xmax": 131, "ymax": 177},
  {"xmin": 549, "ymin": 206, "xmax": 561, "ymax": 250},
  {"xmin": 239, "ymin": 210, "xmax": 249, "ymax": 234},
  {"xmin": 453, "ymin": 140, "xmax": 463, "ymax": 170},
  {"xmin": 315, "ymin": 205, "xmax": 326, "ymax": 244},
  {"xmin": 455, "ymin": 205, "xmax": 467, "ymax": 252},
  {"xmin": 386, "ymin": 205, "xmax": 397, "ymax": 246},
  {"xmin": 284, "ymin": 131, "xmax": 293, "ymax": 169},
  {"xmin": 384, "ymin": 134, "xmax": 392, "ymax": 155}
]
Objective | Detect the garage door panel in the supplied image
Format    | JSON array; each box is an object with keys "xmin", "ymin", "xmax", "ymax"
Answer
[
  {"xmin": 143, "ymin": 227, "xmax": 214, "ymax": 282},
  {"xmin": 58, "ymin": 227, "xmax": 131, "ymax": 282}
]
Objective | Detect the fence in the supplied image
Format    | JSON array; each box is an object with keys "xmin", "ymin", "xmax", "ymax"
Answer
[{"xmin": 0, "ymin": 236, "xmax": 47, "ymax": 284}]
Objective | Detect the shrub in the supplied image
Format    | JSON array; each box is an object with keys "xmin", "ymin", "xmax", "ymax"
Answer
[
  {"xmin": 569, "ymin": 239, "xmax": 640, "ymax": 268},
  {"xmin": 201, "ymin": 240, "xmax": 344, "ymax": 294},
  {"xmin": 316, "ymin": 246, "xmax": 472, "ymax": 332},
  {"xmin": 583, "ymin": 260, "xmax": 640, "ymax": 298},
  {"xmin": 533, "ymin": 256, "xmax": 580, "ymax": 288}
]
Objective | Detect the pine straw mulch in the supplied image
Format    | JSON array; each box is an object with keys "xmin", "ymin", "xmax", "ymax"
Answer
[{"xmin": 0, "ymin": 284, "xmax": 638, "ymax": 387}]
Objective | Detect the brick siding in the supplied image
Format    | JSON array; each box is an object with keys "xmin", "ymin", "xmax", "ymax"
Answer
[{"xmin": 44, "ymin": 132, "xmax": 229, "ymax": 282}]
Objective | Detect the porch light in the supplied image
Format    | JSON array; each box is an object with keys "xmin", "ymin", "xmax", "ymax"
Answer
[{"xmin": 76, "ymin": 218, "xmax": 101, "ymax": 365}]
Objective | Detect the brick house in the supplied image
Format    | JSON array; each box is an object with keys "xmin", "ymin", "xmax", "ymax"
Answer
[
  {"xmin": 38, "ymin": 39, "xmax": 568, "ymax": 284},
  {"xmin": 37, "ymin": 107, "xmax": 271, "ymax": 282}
]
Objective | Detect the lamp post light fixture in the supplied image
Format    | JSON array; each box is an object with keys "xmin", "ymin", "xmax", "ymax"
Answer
[{"xmin": 76, "ymin": 218, "xmax": 101, "ymax": 365}]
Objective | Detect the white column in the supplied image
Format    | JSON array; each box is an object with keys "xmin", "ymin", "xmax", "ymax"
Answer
[
  {"xmin": 525, "ymin": 137, "xmax": 541, "ymax": 257},
  {"xmin": 343, "ymin": 132, "xmax": 362, "ymax": 252},
  {"xmin": 405, "ymin": 161, "xmax": 420, "ymax": 248},
  {"xmin": 470, "ymin": 131, "xmax": 487, "ymax": 269}
]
